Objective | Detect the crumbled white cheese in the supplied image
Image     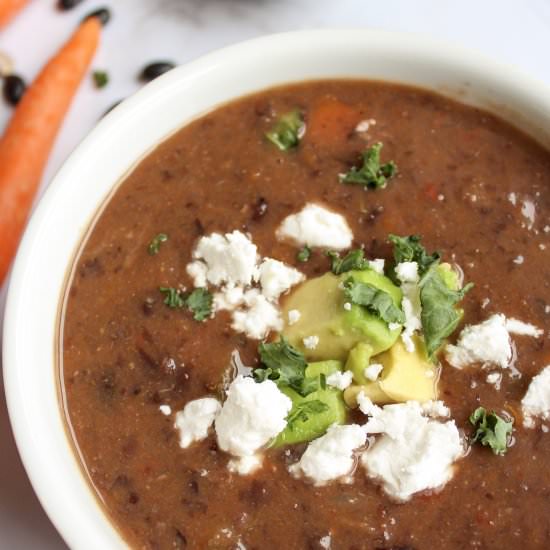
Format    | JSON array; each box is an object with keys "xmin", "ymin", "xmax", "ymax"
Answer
[
  {"xmin": 364, "ymin": 363, "xmax": 384, "ymax": 382},
  {"xmin": 521, "ymin": 366, "xmax": 550, "ymax": 428},
  {"xmin": 213, "ymin": 286, "xmax": 245, "ymax": 311},
  {"xmin": 188, "ymin": 231, "xmax": 259, "ymax": 287},
  {"xmin": 231, "ymin": 289, "xmax": 283, "ymax": 340},
  {"xmin": 446, "ymin": 314, "xmax": 543, "ymax": 369},
  {"xmin": 343, "ymin": 302, "xmax": 352, "ymax": 311},
  {"xmin": 420, "ymin": 400, "xmax": 450, "ymax": 418},
  {"xmin": 360, "ymin": 400, "xmax": 463, "ymax": 501},
  {"xmin": 257, "ymin": 258, "xmax": 304, "ymax": 300},
  {"xmin": 368, "ymin": 258, "xmax": 385, "ymax": 275},
  {"xmin": 355, "ymin": 118, "xmax": 375, "ymax": 133},
  {"xmin": 287, "ymin": 309, "xmax": 301, "ymax": 325},
  {"xmin": 445, "ymin": 314, "xmax": 511, "ymax": 369},
  {"xmin": 290, "ymin": 424, "xmax": 366, "ymax": 485},
  {"xmin": 215, "ymin": 376, "xmax": 292, "ymax": 457},
  {"xmin": 276, "ymin": 203, "xmax": 353, "ymax": 250},
  {"xmin": 508, "ymin": 192, "xmax": 517, "ymax": 206},
  {"xmin": 319, "ymin": 534, "xmax": 332, "ymax": 549},
  {"xmin": 326, "ymin": 370, "xmax": 354, "ymax": 390},
  {"xmin": 174, "ymin": 398, "xmax": 221, "ymax": 448},
  {"xmin": 159, "ymin": 404, "xmax": 172, "ymax": 416},
  {"xmin": 186, "ymin": 260, "xmax": 208, "ymax": 288},
  {"xmin": 521, "ymin": 199, "xmax": 536, "ymax": 230},
  {"xmin": 395, "ymin": 262, "xmax": 421, "ymax": 352},
  {"xmin": 303, "ymin": 335, "xmax": 320, "ymax": 350},
  {"xmin": 513, "ymin": 255, "xmax": 524, "ymax": 265},
  {"xmin": 544, "ymin": 225, "xmax": 550, "ymax": 233},
  {"xmin": 227, "ymin": 455, "xmax": 263, "ymax": 475},
  {"xmin": 486, "ymin": 372, "xmax": 502, "ymax": 389},
  {"xmin": 505, "ymin": 318, "xmax": 543, "ymax": 338}
]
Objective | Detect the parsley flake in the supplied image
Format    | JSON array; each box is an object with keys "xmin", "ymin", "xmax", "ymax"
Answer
[
  {"xmin": 343, "ymin": 277, "xmax": 405, "ymax": 325},
  {"xmin": 327, "ymin": 249, "xmax": 369, "ymax": 275},
  {"xmin": 265, "ymin": 110, "xmax": 305, "ymax": 151},
  {"xmin": 159, "ymin": 286, "xmax": 213, "ymax": 321},
  {"xmin": 92, "ymin": 70, "xmax": 109, "ymax": 89},
  {"xmin": 148, "ymin": 233, "xmax": 168, "ymax": 255},
  {"xmin": 340, "ymin": 142, "xmax": 397, "ymax": 189},
  {"xmin": 297, "ymin": 245, "xmax": 312, "ymax": 262},
  {"xmin": 286, "ymin": 400, "xmax": 330, "ymax": 431},
  {"xmin": 469, "ymin": 407, "xmax": 513, "ymax": 455},
  {"xmin": 389, "ymin": 234, "xmax": 440, "ymax": 276},
  {"xmin": 159, "ymin": 286, "xmax": 185, "ymax": 308}
]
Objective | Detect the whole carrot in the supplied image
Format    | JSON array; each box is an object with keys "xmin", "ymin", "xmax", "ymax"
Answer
[
  {"xmin": 0, "ymin": 0, "xmax": 30, "ymax": 28},
  {"xmin": 0, "ymin": 16, "xmax": 102, "ymax": 285}
]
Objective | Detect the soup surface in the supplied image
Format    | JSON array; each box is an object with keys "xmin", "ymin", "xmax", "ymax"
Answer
[{"xmin": 62, "ymin": 80, "xmax": 550, "ymax": 550}]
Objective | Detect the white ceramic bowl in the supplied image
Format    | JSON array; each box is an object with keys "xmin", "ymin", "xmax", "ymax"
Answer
[{"xmin": 4, "ymin": 30, "xmax": 550, "ymax": 549}]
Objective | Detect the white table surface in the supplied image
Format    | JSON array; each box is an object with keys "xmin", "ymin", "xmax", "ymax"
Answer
[{"xmin": 0, "ymin": 0, "xmax": 549, "ymax": 548}]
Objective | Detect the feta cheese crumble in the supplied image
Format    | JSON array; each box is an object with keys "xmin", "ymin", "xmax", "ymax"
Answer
[
  {"xmin": 287, "ymin": 309, "xmax": 301, "ymax": 325},
  {"xmin": 257, "ymin": 258, "xmax": 305, "ymax": 300},
  {"xmin": 231, "ymin": 290, "xmax": 283, "ymax": 340},
  {"xmin": 326, "ymin": 370, "xmax": 354, "ymax": 390},
  {"xmin": 364, "ymin": 363, "xmax": 384, "ymax": 382},
  {"xmin": 290, "ymin": 424, "xmax": 367, "ymax": 485},
  {"xmin": 445, "ymin": 314, "xmax": 543, "ymax": 369},
  {"xmin": 215, "ymin": 376, "xmax": 292, "ymax": 457},
  {"xmin": 159, "ymin": 404, "xmax": 172, "ymax": 416},
  {"xmin": 227, "ymin": 455, "xmax": 263, "ymax": 476},
  {"xmin": 303, "ymin": 335, "xmax": 320, "ymax": 350},
  {"xmin": 368, "ymin": 258, "xmax": 385, "ymax": 275},
  {"xmin": 276, "ymin": 203, "xmax": 353, "ymax": 250},
  {"xmin": 187, "ymin": 231, "xmax": 258, "ymax": 287},
  {"xmin": 521, "ymin": 366, "xmax": 550, "ymax": 428},
  {"xmin": 395, "ymin": 261, "xmax": 421, "ymax": 352},
  {"xmin": 360, "ymin": 398, "xmax": 463, "ymax": 501},
  {"xmin": 174, "ymin": 398, "xmax": 221, "ymax": 448}
]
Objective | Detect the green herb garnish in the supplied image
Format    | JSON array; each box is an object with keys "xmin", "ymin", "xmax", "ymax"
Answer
[
  {"xmin": 389, "ymin": 234, "xmax": 440, "ymax": 276},
  {"xmin": 159, "ymin": 286, "xmax": 212, "ymax": 321},
  {"xmin": 184, "ymin": 288, "xmax": 213, "ymax": 321},
  {"xmin": 343, "ymin": 277, "xmax": 405, "ymax": 324},
  {"xmin": 340, "ymin": 142, "xmax": 397, "ymax": 189},
  {"xmin": 148, "ymin": 233, "xmax": 168, "ymax": 255},
  {"xmin": 469, "ymin": 407, "xmax": 513, "ymax": 455},
  {"xmin": 92, "ymin": 70, "xmax": 109, "ymax": 89},
  {"xmin": 159, "ymin": 286, "xmax": 185, "ymax": 308},
  {"xmin": 297, "ymin": 245, "xmax": 312, "ymax": 262},
  {"xmin": 253, "ymin": 337, "xmax": 320, "ymax": 396},
  {"xmin": 265, "ymin": 110, "xmax": 304, "ymax": 151},
  {"xmin": 286, "ymin": 400, "xmax": 330, "ymax": 431},
  {"xmin": 419, "ymin": 267, "xmax": 473, "ymax": 357},
  {"xmin": 328, "ymin": 249, "xmax": 369, "ymax": 275}
]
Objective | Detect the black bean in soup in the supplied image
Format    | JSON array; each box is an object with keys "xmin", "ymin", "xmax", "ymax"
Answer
[
  {"xmin": 3, "ymin": 74, "xmax": 26, "ymax": 106},
  {"xmin": 140, "ymin": 61, "xmax": 176, "ymax": 82}
]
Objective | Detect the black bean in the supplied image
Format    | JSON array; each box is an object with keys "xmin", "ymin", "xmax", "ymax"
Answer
[
  {"xmin": 57, "ymin": 0, "xmax": 85, "ymax": 10},
  {"xmin": 84, "ymin": 7, "xmax": 111, "ymax": 26},
  {"xmin": 3, "ymin": 74, "xmax": 26, "ymax": 106},
  {"xmin": 140, "ymin": 61, "xmax": 176, "ymax": 82}
]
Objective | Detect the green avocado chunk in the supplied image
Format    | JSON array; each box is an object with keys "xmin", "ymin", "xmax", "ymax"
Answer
[
  {"xmin": 273, "ymin": 360, "xmax": 347, "ymax": 446},
  {"xmin": 281, "ymin": 270, "xmax": 402, "ymax": 361}
]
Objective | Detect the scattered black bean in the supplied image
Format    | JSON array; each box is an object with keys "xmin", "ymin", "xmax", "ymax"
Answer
[
  {"xmin": 58, "ymin": 0, "xmax": 85, "ymax": 10},
  {"xmin": 251, "ymin": 196, "xmax": 268, "ymax": 220},
  {"xmin": 3, "ymin": 74, "xmax": 26, "ymax": 106},
  {"xmin": 84, "ymin": 7, "xmax": 111, "ymax": 26},
  {"xmin": 140, "ymin": 61, "xmax": 176, "ymax": 82}
]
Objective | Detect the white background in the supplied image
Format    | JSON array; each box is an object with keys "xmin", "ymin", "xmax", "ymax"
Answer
[{"xmin": 0, "ymin": 0, "xmax": 549, "ymax": 547}]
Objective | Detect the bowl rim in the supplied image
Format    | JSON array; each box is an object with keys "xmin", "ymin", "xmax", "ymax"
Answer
[{"xmin": 4, "ymin": 28, "xmax": 550, "ymax": 549}]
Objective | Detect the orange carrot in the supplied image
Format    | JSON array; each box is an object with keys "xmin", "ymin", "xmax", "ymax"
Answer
[
  {"xmin": 0, "ymin": 16, "xmax": 101, "ymax": 285},
  {"xmin": 0, "ymin": 0, "xmax": 30, "ymax": 28},
  {"xmin": 306, "ymin": 96, "xmax": 360, "ymax": 147}
]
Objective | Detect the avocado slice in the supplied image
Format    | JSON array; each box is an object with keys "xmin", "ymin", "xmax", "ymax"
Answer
[
  {"xmin": 281, "ymin": 270, "xmax": 402, "ymax": 361},
  {"xmin": 344, "ymin": 380, "xmax": 389, "ymax": 407},
  {"xmin": 345, "ymin": 341, "xmax": 373, "ymax": 384},
  {"xmin": 273, "ymin": 360, "xmax": 347, "ymax": 446}
]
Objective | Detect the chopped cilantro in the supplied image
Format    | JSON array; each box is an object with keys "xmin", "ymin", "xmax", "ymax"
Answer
[
  {"xmin": 327, "ymin": 249, "xmax": 369, "ymax": 275},
  {"xmin": 297, "ymin": 245, "xmax": 312, "ymax": 262},
  {"xmin": 159, "ymin": 286, "xmax": 212, "ymax": 321},
  {"xmin": 92, "ymin": 70, "xmax": 109, "ymax": 89},
  {"xmin": 340, "ymin": 142, "xmax": 397, "ymax": 189},
  {"xmin": 184, "ymin": 288, "xmax": 213, "ymax": 321},
  {"xmin": 253, "ymin": 337, "xmax": 320, "ymax": 396},
  {"xmin": 286, "ymin": 400, "xmax": 330, "ymax": 431},
  {"xmin": 469, "ymin": 407, "xmax": 513, "ymax": 455},
  {"xmin": 265, "ymin": 110, "xmax": 304, "ymax": 151},
  {"xmin": 159, "ymin": 286, "xmax": 185, "ymax": 308},
  {"xmin": 389, "ymin": 234, "xmax": 440, "ymax": 276},
  {"xmin": 148, "ymin": 233, "xmax": 168, "ymax": 255},
  {"xmin": 419, "ymin": 267, "xmax": 473, "ymax": 357},
  {"xmin": 343, "ymin": 277, "xmax": 405, "ymax": 324}
]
